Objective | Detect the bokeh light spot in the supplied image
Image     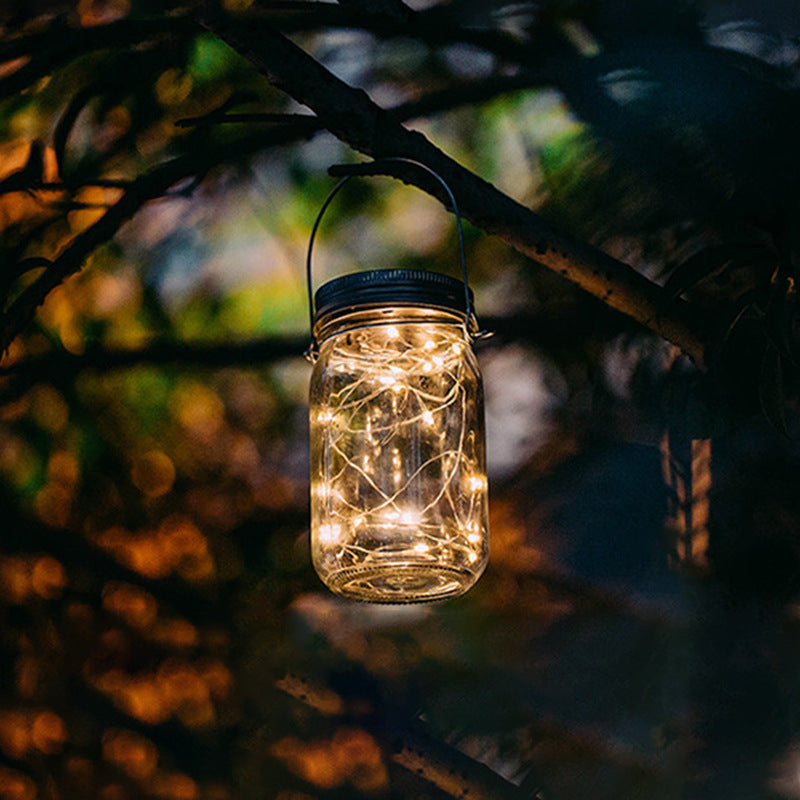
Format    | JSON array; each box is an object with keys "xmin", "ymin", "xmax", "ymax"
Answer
[
  {"xmin": 131, "ymin": 450, "xmax": 176, "ymax": 497},
  {"xmin": 31, "ymin": 556, "xmax": 67, "ymax": 599}
]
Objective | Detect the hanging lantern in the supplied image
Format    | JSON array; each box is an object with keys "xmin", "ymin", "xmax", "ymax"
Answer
[{"xmin": 305, "ymin": 159, "xmax": 489, "ymax": 603}]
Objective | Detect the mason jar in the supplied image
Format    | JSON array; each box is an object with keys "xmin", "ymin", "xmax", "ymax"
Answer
[{"xmin": 309, "ymin": 269, "xmax": 489, "ymax": 603}]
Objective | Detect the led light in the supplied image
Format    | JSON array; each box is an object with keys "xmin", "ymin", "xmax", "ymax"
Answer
[
  {"xmin": 468, "ymin": 475, "xmax": 487, "ymax": 492},
  {"xmin": 317, "ymin": 523, "xmax": 342, "ymax": 545},
  {"xmin": 398, "ymin": 509, "xmax": 421, "ymax": 526}
]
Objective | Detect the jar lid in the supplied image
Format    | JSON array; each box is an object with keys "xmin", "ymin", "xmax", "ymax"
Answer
[{"xmin": 313, "ymin": 269, "xmax": 473, "ymax": 324}]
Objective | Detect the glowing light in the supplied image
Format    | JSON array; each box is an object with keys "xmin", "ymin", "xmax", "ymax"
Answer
[
  {"xmin": 310, "ymin": 310, "xmax": 488, "ymax": 602},
  {"xmin": 317, "ymin": 523, "xmax": 342, "ymax": 545},
  {"xmin": 468, "ymin": 475, "xmax": 487, "ymax": 492},
  {"xmin": 398, "ymin": 509, "xmax": 421, "ymax": 526}
]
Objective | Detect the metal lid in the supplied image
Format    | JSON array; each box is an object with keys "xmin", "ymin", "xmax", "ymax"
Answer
[{"xmin": 313, "ymin": 269, "xmax": 473, "ymax": 324}]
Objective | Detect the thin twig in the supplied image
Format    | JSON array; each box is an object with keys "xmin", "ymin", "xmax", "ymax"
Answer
[
  {"xmin": 0, "ymin": 124, "xmax": 316, "ymax": 353},
  {"xmin": 0, "ymin": 16, "xmax": 195, "ymax": 100},
  {"xmin": 0, "ymin": 334, "xmax": 307, "ymax": 403},
  {"xmin": 175, "ymin": 111, "xmax": 321, "ymax": 128}
]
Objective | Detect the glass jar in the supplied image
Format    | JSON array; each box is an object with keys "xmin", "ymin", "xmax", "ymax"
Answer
[{"xmin": 309, "ymin": 269, "xmax": 489, "ymax": 603}]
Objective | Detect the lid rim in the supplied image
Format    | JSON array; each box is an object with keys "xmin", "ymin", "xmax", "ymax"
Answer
[{"xmin": 313, "ymin": 269, "xmax": 473, "ymax": 323}]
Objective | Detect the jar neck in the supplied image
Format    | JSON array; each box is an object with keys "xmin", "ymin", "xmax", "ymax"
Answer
[{"xmin": 314, "ymin": 304, "xmax": 469, "ymax": 344}]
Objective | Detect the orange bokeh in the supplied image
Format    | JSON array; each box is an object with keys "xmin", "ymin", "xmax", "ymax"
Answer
[
  {"xmin": 102, "ymin": 582, "xmax": 158, "ymax": 629},
  {"xmin": 0, "ymin": 555, "xmax": 67, "ymax": 603},
  {"xmin": 270, "ymin": 727, "xmax": 387, "ymax": 792},
  {"xmin": 102, "ymin": 728, "xmax": 158, "ymax": 780},
  {"xmin": 0, "ymin": 710, "xmax": 66, "ymax": 759},
  {"xmin": 0, "ymin": 766, "xmax": 37, "ymax": 800}
]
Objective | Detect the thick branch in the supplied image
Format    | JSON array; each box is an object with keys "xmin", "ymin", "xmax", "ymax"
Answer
[
  {"xmin": 199, "ymin": 13, "xmax": 709, "ymax": 368},
  {"xmin": 276, "ymin": 672, "xmax": 526, "ymax": 800}
]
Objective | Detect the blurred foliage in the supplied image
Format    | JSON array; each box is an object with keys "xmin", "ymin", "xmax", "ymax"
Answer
[{"xmin": 2, "ymin": 2, "xmax": 800, "ymax": 800}]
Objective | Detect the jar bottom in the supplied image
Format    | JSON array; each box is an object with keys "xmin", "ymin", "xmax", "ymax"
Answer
[{"xmin": 323, "ymin": 563, "xmax": 478, "ymax": 603}]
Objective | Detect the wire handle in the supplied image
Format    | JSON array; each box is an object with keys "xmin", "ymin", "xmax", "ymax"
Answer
[{"xmin": 305, "ymin": 157, "xmax": 481, "ymax": 362}]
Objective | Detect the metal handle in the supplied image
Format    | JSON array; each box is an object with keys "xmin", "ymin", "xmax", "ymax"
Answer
[{"xmin": 305, "ymin": 157, "xmax": 479, "ymax": 361}]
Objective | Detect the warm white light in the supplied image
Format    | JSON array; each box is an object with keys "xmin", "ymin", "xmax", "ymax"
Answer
[
  {"xmin": 317, "ymin": 523, "xmax": 342, "ymax": 545},
  {"xmin": 468, "ymin": 475, "xmax": 487, "ymax": 492},
  {"xmin": 314, "ymin": 483, "xmax": 331, "ymax": 501},
  {"xmin": 310, "ymin": 310, "xmax": 488, "ymax": 603},
  {"xmin": 398, "ymin": 509, "xmax": 421, "ymax": 526}
]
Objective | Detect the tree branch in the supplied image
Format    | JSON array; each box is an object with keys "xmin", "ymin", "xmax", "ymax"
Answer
[
  {"xmin": 174, "ymin": 69, "xmax": 554, "ymax": 131},
  {"xmin": 174, "ymin": 111, "xmax": 322, "ymax": 129},
  {"xmin": 276, "ymin": 672, "xmax": 528, "ymax": 800},
  {"xmin": 0, "ymin": 335, "xmax": 307, "ymax": 403},
  {"xmin": 1, "ymin": 509, "xmax": 224, "ymax": 624},
  {"xmin": 0, "ymin": 302, "xmax": 651, "ymax": 406},
  {"xmin": 0, "ymin": 124, "xmax": 315, "ymax": 354},
  {"xmin": 198, "ymin": 12, "xmax": 709, "ymax": 368},
  {"xmin": 386, "ymin": 70, "xmax": 555, "ymax": 122},
  {"xmin": 0, "ymin": 16, "xmax": 195, "ymax": 100},
  {"xmin": 240, "ymin": 0, "xmax": 531, "ymax": 63}
]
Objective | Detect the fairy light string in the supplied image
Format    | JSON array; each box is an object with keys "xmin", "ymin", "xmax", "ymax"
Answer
[{"xmin": 311, "ymin": 316, "xmax": 486, "ymax": 583}]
